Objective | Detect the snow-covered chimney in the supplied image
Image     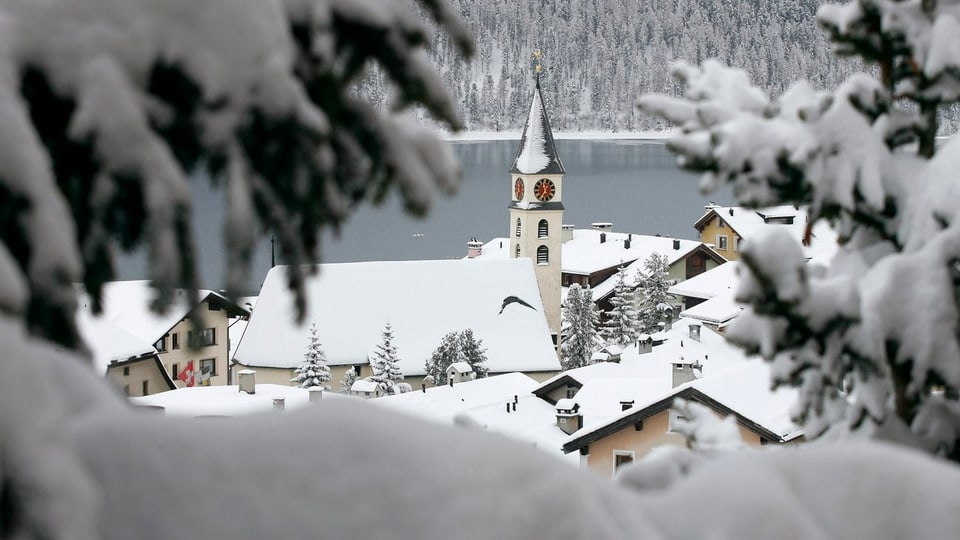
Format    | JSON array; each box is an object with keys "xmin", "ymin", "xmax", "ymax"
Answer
[
  {"xmin": 637, "ymin": 334, "xmax": 653, "ymax": 354},
  {"xmin": 672, "ymin": 239, "xmax": 681, "ymax": 250},
  {"xmin": 555, "ymin": 399, "xmax": 582, "ymax": 435},
  {"xmin": 729, "ymin": 208, "xmax": 734, "ymax": 216},
  {"xmin": 672, "ymin": 361, "xmax": 696, "ymax": 388},
  {"xmin": 466, "ymin": 237, "xmax": 483, "ymax": 258},
  {"xmin": 600, "ymin": 233, "xmax": 607, "ymax": 244},
  {"xmin": 689, "ymin": 323, "xmax": 701, "ymax": 342},
  {"xmin": 273, "ymin": 397, "xmax": 285, "ymax": 411},
  {"xmin": 624, "ymin": 236, "xmax": 632, "ymax": 249},
  {"xmin": 561, "ymin": 224, "xmax": 574, "ymax": 243},
  {"xmin": 238, "ymin": 369, "xmax": 256, "ymax": 394},
  {"xmin": 309, "ymin": 388, "xmax": 323, "ymax": 402}
]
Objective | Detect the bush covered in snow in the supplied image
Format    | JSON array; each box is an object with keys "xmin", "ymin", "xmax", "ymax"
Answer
[{"xmin": 640, "ymin": 0, "xmax": 960, "ymax": 460}]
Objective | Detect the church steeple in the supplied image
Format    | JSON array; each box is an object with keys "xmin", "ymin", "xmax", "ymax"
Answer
[
  {"xmin": 511, "ymin": 71, "xmax": 565, "ymax": 176},
  {"xmin": 508, "ymin": 50, "xmax": 564, "ymax": 346}
]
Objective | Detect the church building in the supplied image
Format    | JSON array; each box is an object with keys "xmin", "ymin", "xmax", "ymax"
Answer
[{"xmin": 509, "ymin": 62, "xmax": 564, "ymax": 344}]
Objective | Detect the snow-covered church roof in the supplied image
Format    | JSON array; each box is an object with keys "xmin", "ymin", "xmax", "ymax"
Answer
[
  {"xmin": 233, "ymin": 259, "xmax": 560, "ymax": 376},
  {"xmin": 511, "ymin": 78, "xmax": 565, "ymax": 175}
]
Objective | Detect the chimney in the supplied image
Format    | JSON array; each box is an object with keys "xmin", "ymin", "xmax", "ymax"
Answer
[
  {"xmin": 619, "ymin": 400, "xmax": 635, "ymax": 412},
  {"xmin": 624, "ymin": 237, "xmax": 631, "ymax": 249},
  {"xmin": 238, "ymin": 369, "xmax": 256, "ymax": 394},
  {"xmin": 561, "ymin": 224, "xmax": 574, "ymax": 243},
  {"xmin": 672, "ymin": 239, "xmax": 681, "ymax": 250},
  {"xmin": 273, "ymin": 397, "xmax": 285, "ymax": 411},
  {"xmin": 555, "ymin": 399, "xmax": 582, "ymax": 435},
  {"xmin": 672, "ymin": 362, "xmax": 695, "ymax": 388},
  {"xmin": 729, "ymin": 208, "xmax": 734, "ymax": 216},
  {"xmin": 466, "ymin": 237, "xmax": 483, "ymax": 258},
  {"xmin": 689, "ymin": 323, "xmax": 701, "ymax": 342},
  {"xmin": 600, "ymin": 233, "xmax": 607, "ymax": 244},
  {"xmin": 309, "ymin": 388, "xmax": 323, "ymax": 402},
  {"xmin": 637, "ymin": 334, "xmax": 653, "ymax": 354}
]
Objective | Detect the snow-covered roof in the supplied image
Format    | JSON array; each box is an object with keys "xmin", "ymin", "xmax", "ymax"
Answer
[
  {"xmin": 374, "ymin": 373, "xmax": 576, "ymax": 463},
  {"xmin": 130, "ymin": 384, "xmax": 350, "ymax": 417},
  {"xmin": 563, "ymin": 360, "xmax": 800, "ymax": 452},
  {"xmin": 351, "ymin": 380, "xmax": 380, "ymax": 393},
  {"xmin": 511, "ymin": 78, "xmax": 564, "ymax": 175},
  {"xmin": 679, "ymin": 293, "xmax": 743, "ymax": 326},
  {"xmin": 77, "ymin": 281, "xmax": 249, "ymax": 345},
  {"xmin": 233, "ymin": 259, "xmax": 560, "ymax": 375},
  {"xmin": 694, "ymin": 205, "xmax": 838, "ymax": 261},
  {"xmin": 669, "ymin": 262, "xmax": 739, "ymax": 300},
  {"xmin": 471, "ymin": 230, "xmax": 718, "ymax": 279},
  {"xmin": 76, "ymin": 309, "xmax": 158, "ymax": 374}
]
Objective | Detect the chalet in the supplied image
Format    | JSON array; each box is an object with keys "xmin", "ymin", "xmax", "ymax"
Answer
[
  {"xmin": 232, "ymin": 259, "xmax": 561, "ymax": 390},
  {"xmin": 561, "ymin": 360, "xmax": 802, "ymax": 477},
  {"xmin": 77, "ymin": 281, "xmax": 250, "ymax": 395},
  {"xmin": 693, "ymin": 204, "xmax": 837, "ymax": 262}
]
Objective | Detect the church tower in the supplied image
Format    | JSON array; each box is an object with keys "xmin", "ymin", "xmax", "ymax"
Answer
[{"xmin": 509, "ymin": 53, "xmax": 563, "ymax": 343}]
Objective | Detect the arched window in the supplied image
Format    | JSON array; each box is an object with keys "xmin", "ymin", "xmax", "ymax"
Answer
[
  {"xmin": 537, "ymin": 245, "xmax": 549, "ymax": 264},
  {"xmin": 515, "ymin": 244, "xmax": 521, "ymax": 258},
  {"xmin": 515, "ymin": 218, "xmax": 522, "ymax": 238},
  {"xmin": 538, "ymin": 219, "xmax": 549, "ymax": 239}
]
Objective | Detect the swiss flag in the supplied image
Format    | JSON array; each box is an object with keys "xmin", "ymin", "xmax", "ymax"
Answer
[{"xmin": 178, "ymin": 360, "xmax": 197, "ymax": 387}]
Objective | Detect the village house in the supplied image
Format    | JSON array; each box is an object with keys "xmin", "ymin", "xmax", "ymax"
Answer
[
  {"xmin": 77, "ymin": 281, "xmax": 250, "ymax": 396},
  {"xmin": 560, "ymin": 360, "xmax": 803, "ymax": 477},
  {"xmin": 693, "ymin": 204, "xmax": 837, "ymax": 262},
  {"xmin": 231, "ymin": 258, "xmax": 561, "ymax": 390}
]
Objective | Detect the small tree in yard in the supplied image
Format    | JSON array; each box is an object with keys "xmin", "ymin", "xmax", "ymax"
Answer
[
  {"xmin": 369, "ymin": 322, "xmax": 404, "ymax": 394},
  {"xmin": 291, "ymin": 324, "xmax": 331, "ymax": 389},
  {"xmin": 424, "ymin": 329, "xmax": 487, "ymax": 385},
  {"xmin": 600, "ymin": 266, "xmax": 640, "ymax": 346},
  {"xmin": 339, "ymin": 369, "xmax": 358, "ymax": 395},
  {"xmin": 636, "ymin": 253, "xmax": 675, "ymax": 334},
  {"xmin": 640, "ymin": 1, "xmax": 960, "ymax": 460},
  {"xmin": 561, "ymin": 283, "xmax": 599, "ymax": 371}
]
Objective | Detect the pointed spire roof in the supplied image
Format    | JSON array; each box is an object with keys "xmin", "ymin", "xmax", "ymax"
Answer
[{"xmin": 511, "ymin": 77, "xmax": 565, "ymax": 175}]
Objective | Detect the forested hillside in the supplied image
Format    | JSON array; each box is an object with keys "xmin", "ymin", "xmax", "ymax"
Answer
[{"xmin": 360, "ymin": 0, "xmax": 959, "ymax": 133}]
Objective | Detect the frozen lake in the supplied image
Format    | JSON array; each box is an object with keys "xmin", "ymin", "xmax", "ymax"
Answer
[{"xmin": 118, "ymin": 139, "xmax": 733, "ymax": 293}]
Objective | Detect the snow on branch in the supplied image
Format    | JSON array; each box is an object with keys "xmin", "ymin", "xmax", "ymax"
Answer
[{"xmin": 0, "ymin": 0, "xmax": 472, "ymax": 350}]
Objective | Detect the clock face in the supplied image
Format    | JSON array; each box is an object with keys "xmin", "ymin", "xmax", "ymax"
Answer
[
  {"xmin": 534, "ymin": 178, "xmax": 556, "ymax": 202},
  {"xmin": 514, "ymin": 178, "xmax": 524, "ymax": 200}
]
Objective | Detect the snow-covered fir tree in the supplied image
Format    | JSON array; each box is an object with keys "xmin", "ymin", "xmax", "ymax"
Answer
[
  {"xmin": 561, "ymin": 284, "xmax": 599, "ymax": 370},
  {"xmin": 458, "ymin": 329, "xmax": 488, "ymax": 378},
  {"xmin": 641, "ymin": 0, "xmax": 960, "ymax": 461},
  {"xmin": 339, "ymin": 369, "xmax": 359, "ymax": 395},
  {"xmin": 635, "ymin": 253, "xmax": 675, "ymax": 334},
  {"xmin": 291, "ymin": 324, "xmax": 331, "ymax": 389},
  {"xmin": 600, "ymin": 266, "xmax": 640, "ymax": 346},
  {"xmin": 424, "ymin": 329, "xmax": 488, "ymax": 384},
  {"xmin": 368, "ymin": 322, "xmax": 404, "ymax": 394}
]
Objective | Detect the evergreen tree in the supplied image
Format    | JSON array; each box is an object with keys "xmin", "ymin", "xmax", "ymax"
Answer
[
  {"xmin": 458, "ymin": 329, "xmax": 489, "ymax": 378},
  {"xmin": 291, "ymin": 324, "xmax": 331, "ymax": 389},
  {"xmin": 369, "ymin": 322, "xmax": 404, "ymax": 394},
  {"xmin": 424, "ymin": 329, "xmax": 487, "ymax": 384},
  {"xmin": 339, "ymin": 369, "xmax": 359, "ymax": 395},
  {"xmin": 641, "ymin": 1, "xmax": 960, "ymax": 460},
  {"xmin": 600, "ymin": 266, "xmax": 640, "ymax": 346},
  {"xmin": 561, "ymin": 284, "xmax": 599, "ymax": 370},
  {"xmin": 635, "ymin": 253, "xmax": 675, "ymax": 333}
]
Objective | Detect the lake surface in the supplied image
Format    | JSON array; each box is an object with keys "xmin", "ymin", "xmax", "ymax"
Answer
[{"xmin": 118, "ymin": 139, "xmax": 733, "ymax": 293}]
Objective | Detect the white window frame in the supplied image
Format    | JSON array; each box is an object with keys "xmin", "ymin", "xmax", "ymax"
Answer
[
  {"xmin": 716, "ymin": 234, "xmax": 728, "ymax": 251},
  {"xmin": 612, "ymin": 450, "xmax": 635, "ymax": 474}
]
